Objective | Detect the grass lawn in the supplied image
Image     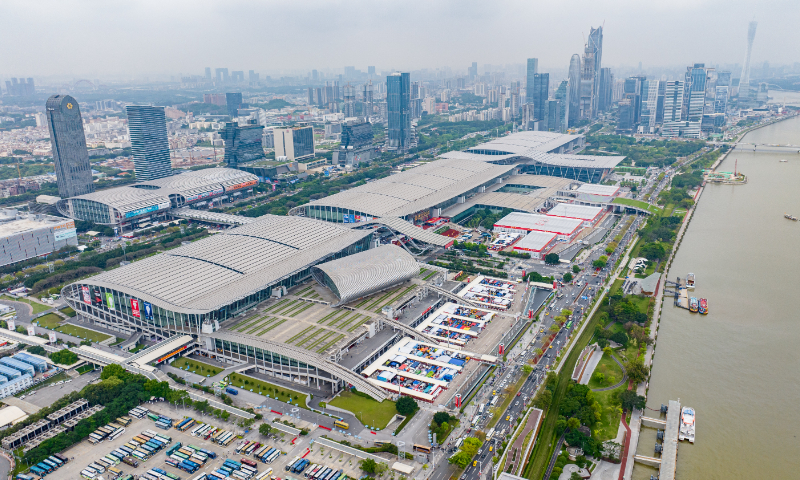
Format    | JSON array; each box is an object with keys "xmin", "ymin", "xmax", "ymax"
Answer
[
  {"xmin": 171, "ymin": 357, "xmax": 223, "ymax": 377},
  {"xmin": 611, "ymin": 197, "xmax": 661, "ymax": 215},
  {"xmin": 587, "ymin": 353, "xmax": 624, "ymax": 390},
  {"xmin": 33, "ymin": 313, "xmax": 63, "ymax": 329},
  {"xmin": 592, "ymin": 386, "xmax": 625, "ymax": 441},
  {"xmin": 2, "ymin": 295, "xmax": 51, "ymax": 314},
  {"xmin": 60, "ymin": 306, "xmax": 77, "ymax": 317},
  {"xmin": 129, "ymin": 343, "xmax": 147, "ymax": 353},
  {"xmin": 227, "ymin": 373, "xmax": 308, "ymax": 409},
  {"xmin": 328, "ymin": 391, "xmax": 398, "ymax": 429},
  {"xmin": 55, "ymin": 323, "xmax": 111, "ymax": 343},
  {"xmin": 110, "ymin": 337, "xmax": 125, "ymax": 346},
  {"xmin": 76, "ymin": 364, "xmax": 96, "ymax": 374}
]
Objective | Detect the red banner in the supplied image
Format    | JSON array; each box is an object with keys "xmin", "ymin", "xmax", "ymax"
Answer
[
  {"xmin": 130, "ymin": 298, "xmax": 141, "ymax": 318},
  {"xmin": 81, "ymin": 286, "xmax": 91, "ymax": 304}
]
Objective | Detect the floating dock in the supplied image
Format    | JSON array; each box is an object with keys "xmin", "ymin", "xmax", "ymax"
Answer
[{"xmin": 635, "ymin": 399, "xmax": 681, "ymax": 480}]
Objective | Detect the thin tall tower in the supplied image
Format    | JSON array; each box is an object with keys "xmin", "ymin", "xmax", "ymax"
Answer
[{"xmin": 739, "ymin": 21, "xmax": 757, "ymax": 101}]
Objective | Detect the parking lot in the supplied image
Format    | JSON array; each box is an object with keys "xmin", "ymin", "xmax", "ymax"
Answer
[
  {"xmin": 22, "ymin": 371, "xmax": 100, "ymax": 409},
  {"xmin": 55, "ymin": 403, "xmax": 390, "ymax": 480}
]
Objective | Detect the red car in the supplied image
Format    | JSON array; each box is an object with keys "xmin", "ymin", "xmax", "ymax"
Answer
[{"xmin": 516, "ymin": 392, "xmax": 521, "ymax": 397}]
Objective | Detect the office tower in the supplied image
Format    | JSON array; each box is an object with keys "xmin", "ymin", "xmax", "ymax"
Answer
[
  {"xmin": 525, "ymin": 58, "xmax": 539, "ymax": 104},
  {"xmin": 717, "ymin": 71, "xmax": 732, "ymax": 87},
  {"xmin": 45, "ymin": 95, "xmax": 94, "ymax": 198},
  {"xmin": 312, "ymin": 69, "xmax": 319, "ymax": 82},
  {"xmin": 362, "ymin": 81, "xmax": 374, "ymax": 116},
  {"xmin": 568, "ymin": 55, "xmax": 581, "ymax": 127},
  {"xmin": 422, "ymin": 97, "xmax": 436, "ymax": 115},
  {"xmin": 231, "ymin": 71, "xmax": 244, "ymax": 82},
  {"xmin": 222, "ymin": 120, "xmax": 264, "ymax": 167},
  {"xmin": 226, "ymin": 92, "xmax": 243, "ymax": 118},
  {"xmin": 333, "ymin": 81, "xmax": 341, "ymax": 101},
  {"xmin": 126, "ymin": 105, "xmax": 172, "ymax": 181},
  {"xmin": 344, "ymin": 66, "xmax": 356, "ymax": 79},
  {"xmin": 715, "ymin": 86, "xmax": 730, "ymax": 113},
  {"xmin": 343, "ymin": 84, "xmax": 357, "ymax": 117},
  {"xmin": 553, "ymin": 80, "xmax": 570, "ymax": 133},
  {"xmin": 273, "ymin": 126, "xmax": 315, "ymax": 161},
  {"xmin": 532, "ymin": 73, "xmax": 549, "ymax": 122},
  {"xmin": 368, "ymin": 66, "xmax": 376, "ymax": 76},
  {"xmin": 617, "ymin": 98, "xmax": 634, "ymax": 132},
  {"xmin": 739, "ymin": 21, "xmax": 758, "ymax": 101},
  {"xmin": 386, "ymin": 72, "xmax": 411, "ymax": 151},
  {"xmin": 663, "ymin": 80, "xmax": 684, "ymax": 123},
  {"xmin": 588, "ymin": 26, "xmax": 603, "ymax": 116},
  {"xmin": 468, "ymin": 62, "xmax": 478, "ymax": 80},
  {"xmin": 598, "ymin": 68, "xmax": 613, "ymax": 112},
  {"xmin": 215, "ymin": 68, "xmax": 229, "ymax": 83},
  {"xmin": 685, "ymin": 64, "xmax": 707, "ymax": 121},
  {"xmin": 205, "ymin": 67, "xmax": 211, "ymax": 80},
  {"xmin": 580, "ymin": 43, "xmax": 595, "ymax": 119},
  {"xmin": 655, "ymin": 81, "xmax": 666, "ymax": 124},
  {"xmin": 341, "ymin": 121, "xmax": 374, "ymax": 149},
  {"xmin": 307, "ymin": 87, "xmax": 315, "ymax": 105},
  {"xmin": 624, "ymin": 76, "xmax": 646, "ymax": 125},
  {"xmin": 4, "ymin": 78, "xmax": 35, "ymax": 96},
  {"xmin": 639, "ymin": 80, "xmax": 661, "ymax": 133},
  {"xmin": 248, "ymin": 70, "xmax": 259, "ymax": 84},
  {"xmin": 510, "ymin": 81, "xmax": 521, "ymax": 118}
]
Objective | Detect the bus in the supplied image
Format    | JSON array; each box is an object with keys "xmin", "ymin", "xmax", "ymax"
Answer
[
  {"xmin": 486, "ymin": 427, "xmax": 495, "ymax": 440},
  {"xmin": 565, "ymin": 321, "xmax": 573, "ymax": 329},
  {"xmin": 413, "ymin": 444, "xmax": 432, "ymax": 454},
  {"xmin": 333, "ymin": 420, "xmax": 349, "ymax": 430},
  {"xmin": 478, "ymin": 404, "xmax": 485, "ymax": 414},
  {"xmin": 490, "ymin": 396, "xmax": 499, "ymax": 407}
]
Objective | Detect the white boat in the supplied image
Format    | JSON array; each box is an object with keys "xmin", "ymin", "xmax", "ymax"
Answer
[
  {"xmin": 780, "ymin": 159, "xmax": 788, "ymax": 162},
  {"xmin": 679, "ymin": 406, "xmax": 695, "ymax": 443},
  {"xmin": 686, "ymin": 273, "xmax": 695, "ymax": 289}
]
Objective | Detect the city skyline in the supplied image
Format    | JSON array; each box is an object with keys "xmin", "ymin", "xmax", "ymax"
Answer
[{"xmin": 0, "ymin": 1, "xmax": 795, "ymax": 77}]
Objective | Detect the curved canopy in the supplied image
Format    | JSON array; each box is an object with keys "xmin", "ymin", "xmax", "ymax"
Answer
[{"xmin": 312, "ymin": 245, "xmax": 418, "ymax": 305}]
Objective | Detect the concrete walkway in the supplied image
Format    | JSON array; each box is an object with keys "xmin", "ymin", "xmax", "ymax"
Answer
[{"xmin": 578, "ymin": 347, "xmax": 603, "ymax": 385}]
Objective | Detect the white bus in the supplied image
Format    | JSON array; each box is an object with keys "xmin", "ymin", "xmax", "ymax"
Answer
[
  {"xmin": 490, "ymin": 396, "xmax": 499, "ymax": 407},
  {"xmin": 256, "ymin": 468, "xmax": 273, "ymax": 480},
  {"xmin": 486, "ymin": 428, "xmax": 495, "ymax": 440},
  {"xmin": 454, "ymin": 437, "xmax": 464, "ymax": 449},
  {"xmin": 472, "ymin": 415, "xmax": 482, "ymax": 426},
  {"xmin": 478, "ymin": 404, "xmax": 485, "ymax": 414}
]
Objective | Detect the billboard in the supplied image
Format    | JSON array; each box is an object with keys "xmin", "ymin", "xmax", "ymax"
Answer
[
  {"xmin": 27, "ymin": 325, "xmax": 35, "ymax": 336},
  {"xmin": 124, "ymin": 202, "xmax": 171, "ymax": 218},
  {"xmin": 81, "ymin": 286, "xmax": 91, "ymax": 304},
  {"xmin": 185, "ymin": 188, "xmax": 224, "ymax": 203},
  {"xmin": 48, "ymin": 331, "xmax": 57, "ymax": 343},
  {"xmin": 53, "ymin": 221, "xmax": 77, "ymax": 242},
  {"xmin": 225, "ymin": 179, "xmax": 258, "ymax": 192},
  {"xmin": 143, "ymin": 302, "xmax": 153, "ymax": 320},
  {"xmin": 105, "ymin": 292, "xmax": 115, "ymax": 310},
  {"xmin": 130, "ymin": 298, "xmax": 141, "ymax": 318},
  {"xmin": 93, "ymin": 288, "xmax": 103, "ymax": 305},
  {"xmin": 7, "ymin": 320, "xmax": 14, "ymax": 331}
]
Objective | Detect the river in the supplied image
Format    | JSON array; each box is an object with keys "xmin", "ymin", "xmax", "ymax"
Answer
[{"xmin": 633, "ymin": 115, "xmax": 800, "ymax": 479}]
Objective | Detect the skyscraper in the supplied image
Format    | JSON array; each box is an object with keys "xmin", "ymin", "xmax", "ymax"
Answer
[
  {"xmin": 663, "ymin": 80, "xmax": 684, "ymax": 123},
  {"xmin": 639, "ymin": 80, "xmax": 661, "ymax": 134},
  {"xmin": 551, "ymin": 80, "xmax": 570, "ymax": 133},
  {"xmin": 468, "ymin": 62, "xmax": 478, "ymax": 80},
  {"xmin": 580, "ymin": 42, "xmax": 596, "ymax": 119},
  {"xmin": 532, "ymin": 73, "xmax": 549, "ymax": 123},
  {"xmin": 525, "ymin": 58, "xmax": 539, "ymax": 104},
  {"xmin": 684, "ymin": 64, "xmax": 707, "ymax": 121},
  {"xmin": 205, "ymin": 67, "xmax": 211, "ymax": 80},
  {"xmin": 226, "ymin": 92, "xmax": 243, "ymax": 118},
  {"xmin": 739, "ymin": 21, "xmax": 758, "ymax": 102},
  {"xmin": 386, "ymin": 72, "xmax": 411, "ymax": 151},
  {"xmin": 215, "ymin": 68, "xmax": 229, "ymax": 83},
  {"xmin": 222, "ymin": 120, "xmax": 265, "ymax": 168},
  {"xmin": 588, "ymin": 26, "xmax": 603, "ymax": 116},
  {"xmin": 126, "ymin": 105, "xmax": 172, "ymax": 181},
  {"xmin": 45, "ymin": 95, "xmax": 95, "ymax": 198},
  {"xmin": 598, "ymin": 68, "xmax": 613, "ymax": 112},
  {"xmin": 568, "ymin": 54, "xmax": 581, "ymax": 127}
]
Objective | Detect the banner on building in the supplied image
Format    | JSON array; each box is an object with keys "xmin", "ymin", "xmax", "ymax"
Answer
[
  {"xmin": 27, "ymin": 325, "xmax": 35, "ymax": 336},
  {"xmin": 7, "ymin": 320, "xmax": 14, "ymax": 332},
  {"xmin": 143, "ymin": 302, "xmax": 153, "ymax": 320},
  {"xmin": 48, "ymin": 331, "xmax": 57, "ymax": 343},
  {"xmin": 82, "ymin": 286, "xmax": 91, "ymax": 304},
  {"xmin": 130, "ymin": 298, "xmax": 141, "ymax": 318},
  {"xmin": 105, "ymin": 292, "xmax": 115, "ymax": 310}
]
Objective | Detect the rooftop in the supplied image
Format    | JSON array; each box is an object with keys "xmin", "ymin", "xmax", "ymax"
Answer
[
  {"xmin": 77, "ymin": 215, "xmax": 372, "ymax": 314},
  {"xmin": 495, "ymin": 212, "xmax": 584, "ymax": 235},
  {"xmin": 301, "ymin": 158, "xmax": 515, "ymax": 218},
  {"xmin": 546, "ymin": 203, "xmax": 604, "ymax": 220},
  {"xmin": 0, "ymin": 214, "xmax": 73, "ymax": 238},
  {"xmin": 575, "ymin": 184, "xmax": 621, "ymax": 196},
  {"xmin": 514, "ymin": 231, "xmax": 558, "ymax": 251}
]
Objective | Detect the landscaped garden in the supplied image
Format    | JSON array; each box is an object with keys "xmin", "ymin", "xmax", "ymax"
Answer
[
  {"xmin": 328, "ymin": 390, "xmax": 398, "ymax": 429},
  {"xmin": 171, "ymin": 357, "xmax": 223, "ymax": 377},
  {"xmin": 54, "ymin": 324, "xmax": 111, "ymax": 343},
  {"xmin": 227, "ymin": 373, "xmax": 308, "ymax": 409}
]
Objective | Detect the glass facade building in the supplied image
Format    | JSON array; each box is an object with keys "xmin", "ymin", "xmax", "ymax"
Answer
[
  {"xmin": 222, "ymin": 120, "xmax": 265, "ymax": 167},
  {"xmin": 45, "ymin": 95, "xmax": 95, "ymax": 198},
  {"xmin": 532, "ymin": 73, "xmax": 549, "ymax": 122},
  {"xmin": 226, "ymin": 92, "xmax": 243, "ymax": 118},
  {"xmin": 126, "ymin": 105, "xmax": 172, "ymax": 181},
  {"xmin": 387, "ymin": 72, "xmax": 411, "ymax": 151}
]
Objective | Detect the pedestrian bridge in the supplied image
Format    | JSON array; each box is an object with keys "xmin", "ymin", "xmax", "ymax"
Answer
[{"xmin": 171, "ymin": 207, "xmax": 256, "ymax": 225}]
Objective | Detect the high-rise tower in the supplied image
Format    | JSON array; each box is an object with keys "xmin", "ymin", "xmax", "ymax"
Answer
[
  {"xmin": 588, "ymin": 26, "xmax": 603, "ymax": 116},
  {"xmin": 525, "ymin": 58, "xmax": 539, "ymax": 104},
  {"xmin": 386, "ymin": 73, "xmax": 411, "ymax": 151},
  {"xmin": 126, "ymin": 105, "xmax": 172, "ymax": 181},
  {"xmin": 568, "ymin": 54, "xmax": 581, "ymax": 127},
  {"xmin": 45, "ymin": 95, "xmax": 95, "ymax": 198},
  {"xmin": 739, "ymin": 21, "xmax": 757, "ymax": 101}
]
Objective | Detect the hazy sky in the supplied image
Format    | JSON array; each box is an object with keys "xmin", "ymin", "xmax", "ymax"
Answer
[{"xmin": 2, "ymin": 0, "xmax": 798, "ymax": 78}]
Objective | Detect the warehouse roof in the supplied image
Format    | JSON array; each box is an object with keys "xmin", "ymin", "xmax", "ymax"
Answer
[
  {"xmin": 311, "ymin": 245, "xmax": 418, "ymax": 305},
  {"xmin": 464, "ymin": 131, "xmax": 583, "ymax": 154},
  {"xmin": 300, "ymin": 158, "xmax": 515, "ymax": 218},
  {"xmin": 514, "ymin": 231, "xmax": 558, "ymax": 252},
  {"xmin": 546, "ymin": 204, "xmax": 604, "ymax": 221},
  {"xmin": 575, "ymin": 184, "xmax": 620, "ymax": 196},
  {"xmin": 73, "ymin": 215, "xmax": 372, "ymax": 314},
  {"xmin": 494, "ymin": 212, "xmax": 584, "ymax": 235},
  {"xmin": 443, "ymin": 149, "xmax": 625, "ymax": 170}
]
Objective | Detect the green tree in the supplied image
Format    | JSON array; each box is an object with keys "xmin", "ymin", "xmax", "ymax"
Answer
[
  {"xmin": 27, "ymin": 345, "xmax": 47, "ymax": 356},
  {"xmin": 259, "ymin": 423, "xmax": 273, "ymax": 436},
  {"xmin": 545, "ymin": 253, "xmax": 560, "ymax": 265},
  {"xmin": 567, "ymin": 417, "xmax": 581, "ymax": 430},
  {"xmin": 533, "ymin": 389, "xmax": 553, "ymax": 409},
  {"xmin": 359, "ymin": 458, "xmax": 378, "ymax": 474},
  {"xmin": 593, "ymin": 255, "xmax": 609, "ymax": 269},
  {"xmin": 563, "ymin": 272, "xmax": 573, "ymax": 283},
  {"xmin": 100, "ymin": 363, "xmax": 127, "ymax": 380},
  {"xmin": 640, "ymin": 242, "xmax": 667, "ymax": 261},
  {"xmin": 396, "ymin": 396, "xmax": 419, "ymax": 415},
  {"xmin": 625, "ymin": 358, "xmax": 649, "ymax": 385},
  {"xmin": 619, "ymin": 390, "xmax": 646, "ymax": 411},
  {"xmin": 549, "ymin": 324, "xmax": 560, "ymax": 334},
  {"xmin": 433, "ymin": 412, "xmax": 451, "ymax": 426},
  {"xmin": 49, "ymin": 349, "xmax": 78, "ymax": 365},
  {"xmin": 561, "ymin": 309, "xmax": 573, "ymax": 317},
  {"xmin": 533, "ymin": 348, "xmax": 543, "ymax": 357},
  {"xmin": 572, "ymin": 265, "xmax": 580, "ymax": 274}
]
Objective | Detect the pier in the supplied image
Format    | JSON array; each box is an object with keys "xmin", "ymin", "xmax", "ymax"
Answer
[
  {"xmin": 634, "ymin": 399, "xmax": 681, "ymax": 480},
  {"xmin": 663, "ymin": 277, "xmax": 690, "ymax": 309}
]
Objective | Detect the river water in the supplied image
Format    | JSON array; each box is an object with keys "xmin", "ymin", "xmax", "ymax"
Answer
[{"xmin": 633, "ymin": 115, "xmax": 800, "ymax": 479}]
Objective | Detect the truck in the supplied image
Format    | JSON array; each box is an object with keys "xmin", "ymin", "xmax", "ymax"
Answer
[{"xmin": 225, "ymin": 387, "xmax": 238, "ymax": 395}]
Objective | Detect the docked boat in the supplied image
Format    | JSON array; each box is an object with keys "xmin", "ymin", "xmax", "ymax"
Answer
[
  {"xmin": 679, "ymin": 406, "xmax": 696, "ymax": 443},
  {"xmin": 780, "ymin": 159, "xmax": 788, "ymax": 162},
  {"xmin": 686, "ymin": 273, "xmax": 695, "ymax": 289},
  {"xmin": 699, "ymin": 298, "xmax": 708, "ymax": 315},
  {"xmin": 785, "ymin": 214, "xmax": 798, "ymax": 221},
  {"xmin": 689, "ymin": 297, "xmax": 699, "ymax": 313}
]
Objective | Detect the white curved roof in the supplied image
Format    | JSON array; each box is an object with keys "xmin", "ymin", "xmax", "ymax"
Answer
[
  {"xmin": 312, "ymin": 245, "xmax": 418, "ymax": 305},
  {"xmin": 74, "ymin": 215, "xmax": 372, "ymax": 314},
  {"xmin": 304, "ymin": 158, "xmax": 514, "ymax": 218}
]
